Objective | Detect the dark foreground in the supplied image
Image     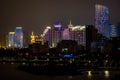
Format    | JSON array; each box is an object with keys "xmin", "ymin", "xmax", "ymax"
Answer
[{"xmin": 0, "ymin": 63, "xmax": 120, "ymax": 80}]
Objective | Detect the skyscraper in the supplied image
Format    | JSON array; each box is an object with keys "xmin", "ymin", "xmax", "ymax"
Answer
[
  {"xmin": 43, "ymin": 26, "xmax": 52, "ymax": 46},
  {"xmin": 14, "ymin": 27, "xmax": 23, "ymax": 48},
  {"xmin": 53, "ymin": 22, "xmax": 63, "ymax": 47},
  {"xmin": 8, "ymin": 32, "xmax": 15, "ymax": 47},
  {"xmin": 62, "ymin": 28, "xmax": 70, "ymax": 40},
  {"xmin": 95, "ymin": 4, "xmax": 110, "ymax": 38},
  {"xmin": 69, "ymin": 25, "xmax": 86, "ymax": 46}
]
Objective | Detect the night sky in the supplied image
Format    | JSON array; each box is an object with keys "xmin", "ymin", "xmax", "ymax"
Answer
[{"xmin": 0, "ymin": 0, "xmax": 120, "ymax": 42}]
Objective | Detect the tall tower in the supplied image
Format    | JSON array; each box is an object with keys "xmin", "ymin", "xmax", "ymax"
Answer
[
  {"xmin": 14, "ymin": 27, "xmax": 23, "ymax": 48},
  {"xmin": 53, "ymin": 22, "xmax": 63, "ymax": 46},
  {"xmin": 95, "ymin": 4, "xmax": 110, "ymax": 38},
  {"xmin": 43, "ymin": 26, "xmax": 52, "ymax": 46}
]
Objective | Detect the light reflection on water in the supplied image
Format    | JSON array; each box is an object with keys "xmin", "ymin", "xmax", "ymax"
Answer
[
  {"xmin": 64, "ymin": 70, "xmax": 112, "ymax": 80},
  {"xmin": 88, "ymin": 71, "xmax": 92, "ymax": 78},
  {"xmin": 104, "ymin": 70, "xmax": 109, "ymax": 78}
]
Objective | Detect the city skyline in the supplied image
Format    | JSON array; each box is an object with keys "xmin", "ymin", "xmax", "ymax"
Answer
[{"xmin": 0, "ymin": 0, "xmax": 120, "ymax": 35}]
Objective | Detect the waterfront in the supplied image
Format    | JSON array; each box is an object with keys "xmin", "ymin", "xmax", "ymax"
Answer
[{"xmin": 0, "ymin": 64, "xmax": 120, "ymax": 80}]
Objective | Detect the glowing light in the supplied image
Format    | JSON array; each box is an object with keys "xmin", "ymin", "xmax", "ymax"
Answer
[
  {"xmin": 54, "ymin": 24, "xmax": 61, "ymax": 27},
  {"xmin": 104, "ymin": 70, "xmax": 109, "ymax": 78},
  {"xmin": 9, "ymin": 32, "xmax": 15, "ymax": 34},
  {"xmin": 43, "ymin": 26, "xmax": 51, "ymax": 36},
  {"xmin": 11, "ymin": 62, "xmax": 14, "ymax": 64},
  {"xmin": 46, "ymin": 53, "xmax": 50, "ymax": 56},
  {"xmin": 71, "ymin": 25, "xmax": 86, "ymax": 31},
  {"xmin": 88, "ymin": 71, "xmax": 92, "ymax": 77},
  {"xmin": 16, "ymin": 27, "xmax": 22, "ymax": 29},
  {"xmin": 26, "ymin": 53, "xmax": 29, "ymax": 56}
]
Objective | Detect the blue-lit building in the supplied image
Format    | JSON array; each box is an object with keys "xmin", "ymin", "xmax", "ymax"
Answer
[
  {"xmin": 110, "ymin": 25, "xmax": 118, "ymax": 38},
  {"xmin": 95, "ymin": 4, "xmax": 110, "ymax": 38},
  {"xmin": 14, "ymin": 27, "xmax": 23, "ymax": 48}
]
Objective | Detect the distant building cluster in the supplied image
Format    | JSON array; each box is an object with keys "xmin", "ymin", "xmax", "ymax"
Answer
[
  {"xmin": 43, "ymin": 22, "xmax": 97, "ymax": 48},
  {"xmin": 8, "ymin": 27, "xmax": 23, "ymax": 48},
  {"xmin": 2, "ymin": 4, "xmax": 119, "ymax": 55}
]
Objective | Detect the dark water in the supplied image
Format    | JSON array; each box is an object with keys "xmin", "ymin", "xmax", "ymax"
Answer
[{"xmin": 0, "ymin": 63, "xmax": 120, "ymax": 80}]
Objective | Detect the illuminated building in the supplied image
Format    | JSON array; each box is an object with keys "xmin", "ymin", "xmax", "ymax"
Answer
[
  {"xmin": 95, "ymin": 4, "xmax": 110, "ymax": 38},
  {"xmin": 53, "ymin": 22, "xmax": 63, "ymax": 47},
  {"xmin": 68, "ymin": 25, "xmax": 98, "ymax": 52},
  {"xmin": 8, "ymin": 32, "xmax": 15, "ymax": 47},
  {"xmin": 62, "ymin": 28, "xmax": 70, "ymax": 40},
  {"xmin": 42, "ymin": 26, "xmax": 52, "ymax": 46},
  {"xmin": 14, "ymin": 27, "xmax": 23, "ymax": 48},
  {"xmin": 29, "ymin": 35, "xmax": 49, "ymax": 57},
  {"xmin": 69, "ymin": 25, "xmax": 86, "ymax": 46},
  {"xmin": 30, "ymin": 31, "xmax": 37, "ymax": 44},
  {"xmin": 110, "ymin": 25, "xmax": 118, "ymax": 38}
]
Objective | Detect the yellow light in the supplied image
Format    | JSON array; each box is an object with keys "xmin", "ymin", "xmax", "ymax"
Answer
[
  {"xmin": 88, "ymin": 71, "xmax": 92, "ymax": 78},
  {"xmin": 104, "ymin": 70, "xmax": 109, "ymax": 78},
  {"xmin": 9, "ymin": 32, "xmax": 15, "ymax": 34}
]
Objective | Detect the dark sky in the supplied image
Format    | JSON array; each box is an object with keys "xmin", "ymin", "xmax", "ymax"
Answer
[{"xmin": 0, "ymin": 0, "xmax": 120, "ymax": 41}]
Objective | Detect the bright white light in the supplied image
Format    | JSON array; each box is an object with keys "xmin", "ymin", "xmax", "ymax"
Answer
[
  {"xmin": 9, "ymin": 32, "xmax": 15, "ymax": 34},
  {"xmin": 71, "ymin": 25, "xmax": 86, "ymax": 31},
  {"xmin": 88, "ymin": 71, "xmax": 92, "ymax": 77},
  {"xmin": 43, "ymin": 26, "xmax": 51, "ymax": 36},
  {"xmin": 54, "ymin": 24, "xmax": 61, "ymax": 27},
  {"xmin": 104, "ymin": 70, "xmax": 109, "ymax": 78},
  {"xmin": 16, "ymin": 27, "xmax": 22, "ymax": 29}
]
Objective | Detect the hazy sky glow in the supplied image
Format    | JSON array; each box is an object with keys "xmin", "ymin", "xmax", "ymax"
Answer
[{"xmin": 0, "ymin": 0, "xmax": 120, "ymax": 41}]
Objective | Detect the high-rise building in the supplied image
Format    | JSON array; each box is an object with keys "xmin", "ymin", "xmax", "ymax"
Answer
[
  {"xmin": 69, "ymin": 25, "xmax": 86, "ymax": 46},
  {"xmin": 14, "ymin": 27, "xmax": 23, "ymax": 48},
  {"xmin": 62, "ymin": 28, "xmax": 70, "ymax": 40},
  {"xmin": 8, "ymin": 32, "xmax": 15, "ymax": 47},
  {"xmin": 95, "ymin": 4, "xmax": 110, "ymax": 38},
  {"xmin": 43, "ymin": 26, "xmax": 52, "ymax": 46},
  {"xmin": 53, "ymin": 22, "xmax": 63, "ymax": 47},
  {"xmin": 110, "ymin": 25, "xmax": 118, "ymax": 38}
]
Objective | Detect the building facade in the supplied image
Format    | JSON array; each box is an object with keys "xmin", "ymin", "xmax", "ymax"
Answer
[
  {"xmin": 8, "ymin": 32, "xmax": 15, "ymax": 47},
  {"xmin": 14, "ymin": 27, "xmax": 23, "ymax": 48},
  {"xmin": 95, "ymin": 4, "xmax": 110, "ymax": 38}
]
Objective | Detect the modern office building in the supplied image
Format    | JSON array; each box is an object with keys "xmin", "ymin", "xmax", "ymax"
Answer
[
  {"xmin": 43, "ymin": 26, "xmax": 52, "ymax": 47},
  {"xmin": 95, "ymin": 4, "xmax": 110, "ymax": 38},
  {"xmin": 14, "ymin": 27, "xmax": 23, "ymax": 48},
  {"xmin": 8, "ymin": 32, "xmax": 15, "ymax": 47},
  {"xmin": 62, "ymin": 28, "xmax": 70, "ymax": 40},
  {"xmin": 69, "ymin": 25, "xmax": 86, "ymax": 46},
  {"xmin": 110, "ymin": 25, "xmax": 118, "ymax": 38},
  {"xmin": 52, "ymin": 22, "xmax": 63, "ymax": 47}
]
